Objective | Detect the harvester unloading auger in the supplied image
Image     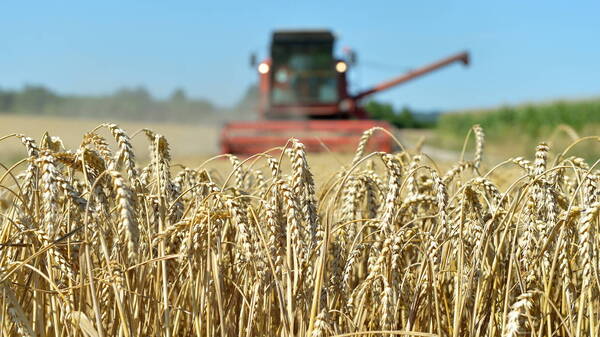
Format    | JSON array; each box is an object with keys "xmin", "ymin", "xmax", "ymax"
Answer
[{"xmin": 220, "ymin": 29, "xmax": 469, "ymax": 155}]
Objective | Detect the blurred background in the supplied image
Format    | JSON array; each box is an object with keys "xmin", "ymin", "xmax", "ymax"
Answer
[{"xmin": 1, "ymin": 0, "xmax": 599, "ymax": 160}]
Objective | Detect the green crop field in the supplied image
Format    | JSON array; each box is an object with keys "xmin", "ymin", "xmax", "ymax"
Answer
[{"xmin": 435, "ymin": 97, "xmax": 600, "ymax": 159}]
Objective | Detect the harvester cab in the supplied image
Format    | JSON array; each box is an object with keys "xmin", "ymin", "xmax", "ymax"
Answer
[
  {"xmin": 220, "ymin": 29, "xmax": 469, "ymax": 155},
  {"xmin": 257, "ymin": 30, "xmax": 355, "ymax": 120}
]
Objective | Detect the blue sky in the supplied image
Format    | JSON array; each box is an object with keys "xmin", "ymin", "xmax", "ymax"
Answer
[{"xmin": 1, "ymin": 1, "xmax": 599, "ymax": 111}]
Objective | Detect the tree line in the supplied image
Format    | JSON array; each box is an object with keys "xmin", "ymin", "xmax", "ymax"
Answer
[
  {"xmin": 0, "ymin": 84, "xmax": 218, "ymax": 122},
  {"xmin": 0, "ymin": 84, "xmax": 438, "ymax": 127},
  {"xmin": 364, "ymin": 100, "xmax": 439, "ymax": 128}
]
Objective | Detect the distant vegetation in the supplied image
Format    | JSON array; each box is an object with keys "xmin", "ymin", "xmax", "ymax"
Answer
[
  {"xmin": 364, "ymin": 100, "xmax": 439, "ymax": 128},
  {"xmin": 438, "ymin": 98, "xmax": 600, "ymax": 137},
  {"xmin": 436, "ymin": 97, "xmax": 600, "ymax": 157},
  {"xmin": 0, "ymin": 84, "xmax": 219, "ymax": 122}
]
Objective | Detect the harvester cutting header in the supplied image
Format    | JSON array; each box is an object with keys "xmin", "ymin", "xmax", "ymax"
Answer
[{"xmin": 220, "ymin": 29, "xmax": 469, "ymax": 154}]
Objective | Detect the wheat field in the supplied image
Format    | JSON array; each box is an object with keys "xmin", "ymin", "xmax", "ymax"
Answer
[
  {"xmin": 0, "ymin": 123, "xmax": 599, "ymax": 337},
  {"xmin": 0, "ymin": 115, "xmax": 220, "ymax": 162}
]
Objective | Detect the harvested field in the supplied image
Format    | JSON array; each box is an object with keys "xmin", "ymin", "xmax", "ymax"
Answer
[
  {"xmin": 0, "ymin": 114, "xmax": 220, "ymax": 161},
  {"xmin": 0, "ymin": 123, "xmax": 599, "ymax": 336}
]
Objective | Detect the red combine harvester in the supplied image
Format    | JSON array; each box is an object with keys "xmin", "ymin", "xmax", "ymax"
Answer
[{"xmin": 220, "ymin": 30, "xmax": 469, "ymax": 155}]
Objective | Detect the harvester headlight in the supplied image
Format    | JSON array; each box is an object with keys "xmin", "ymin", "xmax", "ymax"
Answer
[
  {"xmin": 335, "ymin": 61, "xmax": 348, "ymax": 73},
  {"xmin": 258, "ymin": 62, "xmax": 270, "ymax": 74}
]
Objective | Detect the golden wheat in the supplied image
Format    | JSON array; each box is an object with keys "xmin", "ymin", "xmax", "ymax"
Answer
[{"xmin": 0, "ymin": 124, "xmax": 599, "ymax": 336}]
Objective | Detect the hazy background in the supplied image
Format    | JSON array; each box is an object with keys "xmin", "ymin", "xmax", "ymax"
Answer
[
  {"xmin": 1, "ymin": 1, "xmax": 600, "ymax": 158},
  {"xmin": 2, "ymin": 1, "xmax": 599, "ymax": 115}
]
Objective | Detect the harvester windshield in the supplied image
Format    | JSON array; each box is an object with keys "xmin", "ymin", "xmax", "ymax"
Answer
[{"xmin": 270, "ymin": 31, "xmax": 338, "ymax": 105}]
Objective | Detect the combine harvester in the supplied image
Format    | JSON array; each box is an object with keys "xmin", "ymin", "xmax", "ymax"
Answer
[{"xmin": 220, "ymin": 29, "xmax": 469, "ymax": 155}]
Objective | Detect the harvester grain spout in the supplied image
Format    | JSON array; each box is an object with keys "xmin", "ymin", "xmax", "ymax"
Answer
[
  {"xmin": 220, "ymin": 30, "xmax": 470, "ymax": 155},
  {"xmin": 353, "ymin": 51, "xmax": 470, "ymax": 101}
]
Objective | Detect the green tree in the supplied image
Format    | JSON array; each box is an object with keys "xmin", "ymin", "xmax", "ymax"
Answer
[
  {"xmin": 397, "ymin": 106, "xmax": 416, "ymax": 128},
  {"xmin": 170, "ymin": 88, "xmax": 187, "ymax": 102},
  {"xmin": 15, "ymin": 84, "xmax": 61, "ymax": 114},
  {"xmin": 0, "ymin": 88, "xmax": 16, "ymax": 112},
  {"xmin": 365, "ymin": 100, "xmax": 427, "ymax": 128},
  {"xmin": 365, "ymin": 100, "xmax": 394, "ymax": 121}
]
